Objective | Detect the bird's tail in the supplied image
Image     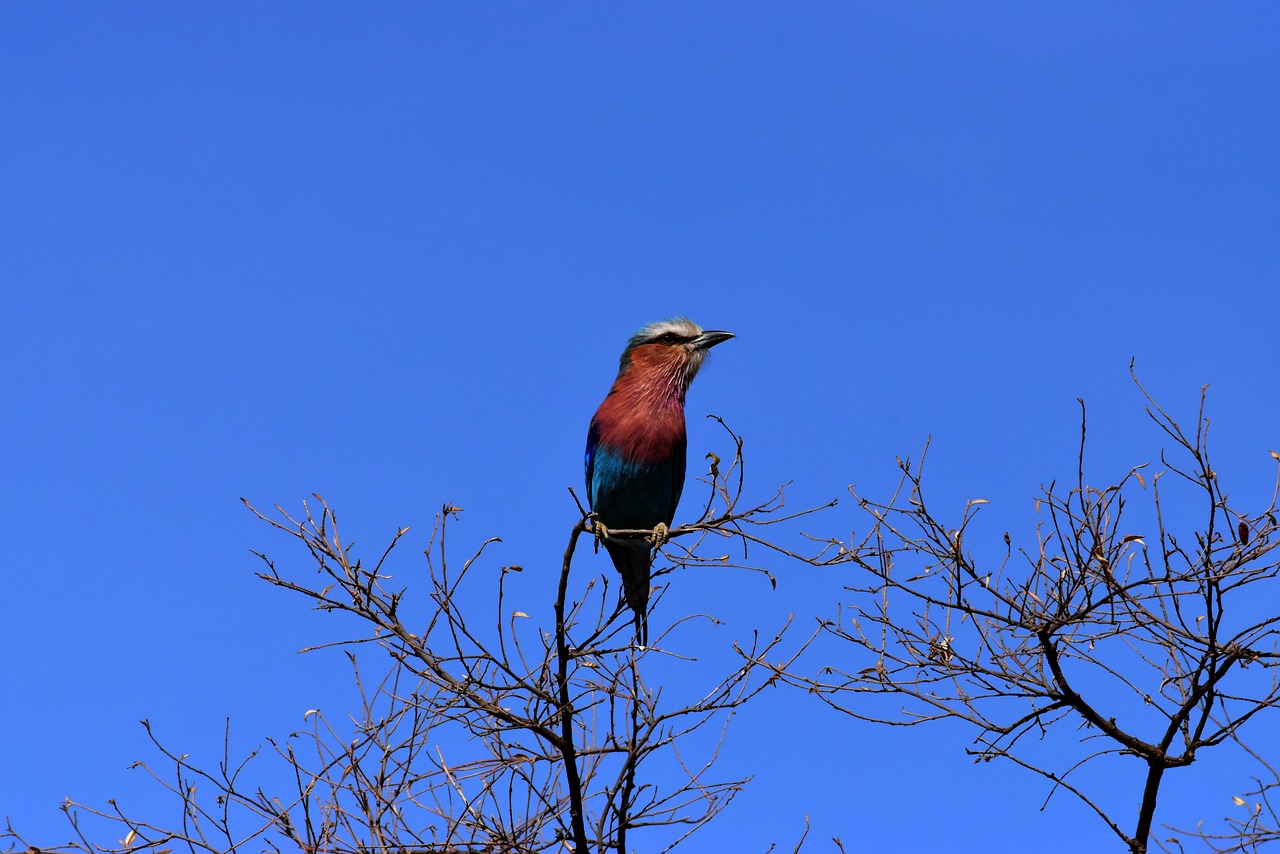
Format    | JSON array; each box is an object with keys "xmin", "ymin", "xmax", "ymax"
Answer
[{"xmin": 604, "ymin": 538, "xmax": 652, "ymax": 647}]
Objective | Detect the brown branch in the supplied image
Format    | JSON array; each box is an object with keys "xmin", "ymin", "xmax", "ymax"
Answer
[{"xmin": 555, "ymin": 521, "xmax": 591, "ymax": 854}]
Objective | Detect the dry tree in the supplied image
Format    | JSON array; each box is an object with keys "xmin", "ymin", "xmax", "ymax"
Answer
[
  {"xmin": 792, "ymin": 373, "xmax": 1280, "ymax": 854},
  {"xmin": 3, "ymin": 420, "xmax": 834, "ymax": 854}
]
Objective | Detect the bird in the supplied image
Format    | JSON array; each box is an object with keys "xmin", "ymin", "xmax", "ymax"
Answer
[{"xmin": 585, "ymin": 318, "xmax": 735, "ymax": 646}]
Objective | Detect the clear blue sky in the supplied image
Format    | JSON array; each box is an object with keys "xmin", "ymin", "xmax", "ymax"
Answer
[{"xmin": 3, "ymin": 5, "xmax": 1278, "ymax": 851}]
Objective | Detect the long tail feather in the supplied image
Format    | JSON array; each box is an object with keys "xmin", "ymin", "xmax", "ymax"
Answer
[{"xmin": 604, "ymin": 539, "xmax": 651, "ymax": 646}]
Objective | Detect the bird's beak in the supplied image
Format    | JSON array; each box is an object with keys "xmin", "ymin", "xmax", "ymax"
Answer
[{"xmin": 692, "ymin": 330, "xmax": 735, "ymax": 350}]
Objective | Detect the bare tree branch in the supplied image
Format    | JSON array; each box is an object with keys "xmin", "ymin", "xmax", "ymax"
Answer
[
  {"xmin": 6, "ymin": 421, "xmax": 834, "ymax": 854},
  {"xmin": 792, "ymin": 381, "xmax": 1280, "ymax": 854}
]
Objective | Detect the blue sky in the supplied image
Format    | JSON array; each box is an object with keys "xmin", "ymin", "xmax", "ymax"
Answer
[{"xmin": 3, "ymin": 5, "xmax": 1279, "ymax": 851}]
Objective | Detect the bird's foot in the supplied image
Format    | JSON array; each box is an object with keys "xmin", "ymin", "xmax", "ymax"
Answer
[
  {"xmin": 593, "ymin": 520, "xmax": 611, "ymax": 550},
  {"xmin": 650, "ymin": 522, "xmax": 670, "ymax": 549}
]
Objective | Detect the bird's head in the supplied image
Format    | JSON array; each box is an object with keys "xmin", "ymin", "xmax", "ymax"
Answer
[{"xmin": 616, "ymin": 318, "xmax": 735, "ymax": 393}]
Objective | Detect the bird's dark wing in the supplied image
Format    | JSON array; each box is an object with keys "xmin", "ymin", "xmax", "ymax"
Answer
[
  {"xmin": 585, "ymin": 417, "xmax": 601, "ymax": 510},
  {"xmin": 667, "ymin": 432, "xmax": 687, "ymax": 525}
]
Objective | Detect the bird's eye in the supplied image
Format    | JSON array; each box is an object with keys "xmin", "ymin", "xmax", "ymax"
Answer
[{"xmin": 658, "ymin": 332, "xmax": 680, "ymax": 345}]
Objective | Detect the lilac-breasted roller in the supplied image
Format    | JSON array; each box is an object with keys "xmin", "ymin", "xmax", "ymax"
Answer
[{"xmin": 585, "ymin": 318, "xmax": 735, "ymax": 646}]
